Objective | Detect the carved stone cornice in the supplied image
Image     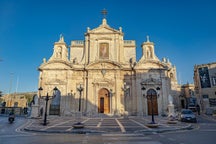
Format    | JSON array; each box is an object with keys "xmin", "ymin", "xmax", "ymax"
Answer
[
  {"xmin": 85, "ymin": 60, "xmax": 122, "ymax": 70},
  {"xmin": 141, "ymin": 78, "xmax": 162, "ymax": 85},
  {"xmin": 45, "ymin": 79, "xmax": 67, "ymax": 85},
  {"xmin": 92, "ymin": 78, "xmax": 114, "ymax": 87}
]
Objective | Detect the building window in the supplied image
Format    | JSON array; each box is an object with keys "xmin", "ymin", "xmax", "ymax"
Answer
[
  {"xmin": 209, "ymin": 98, "xmax": 216, "ymax": 107},
  {"xmin": 212, "ymin": 77, "xmax": 216, "ymax": 86},
  {"xmin": 99, "ymin": 43, "xmax": 109, "ymax": 59},
  {"xmin": 198, "ymin": 67, "xmax": 211, "ymax": 88},
  {"xmin": 202, "ymin": 95, "xmax": 209, "ymax": 99}
]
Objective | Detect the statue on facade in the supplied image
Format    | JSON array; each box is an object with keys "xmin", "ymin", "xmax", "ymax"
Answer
[
  {"xmin": 31, "ymin": 94, "xmax": 39, "ymax": 106},
  {"xmin": 167, "ymin": 94, "xmax": 177, "ymax": 123},
  {"xmin": 30, "ymin": 95, "xmax": 39, "ymax": 118},
  {"xmin": 168, "ymin": 94, "xmax": 173, "ymax": 105}
]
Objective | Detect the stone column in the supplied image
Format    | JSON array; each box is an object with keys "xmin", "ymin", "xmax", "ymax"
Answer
[
  {"xmin": 30, "ymin": 95, "xmax": 39, "ymax": 118},
  {"xmin": 30, "ymin": 105, "xmax": 39, "ymax": 118}
]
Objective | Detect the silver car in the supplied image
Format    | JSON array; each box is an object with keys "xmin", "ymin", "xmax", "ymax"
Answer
[{"xmin": 178, "ymin": 109, "xmax": 197, "ymax": 123}]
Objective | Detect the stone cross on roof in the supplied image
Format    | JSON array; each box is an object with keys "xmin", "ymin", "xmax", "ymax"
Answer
[{"xmin": 101, "ymin": 8, "xmax": 108, "ymax": 18}]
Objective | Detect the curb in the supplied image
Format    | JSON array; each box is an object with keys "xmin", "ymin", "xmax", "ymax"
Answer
[
  {"xmin": 23, "ymin": 127, "xmax": 105, "ymax": 134},
  {"xmin": 134, "ymin": 124, "xmax": 192, "ymax": 134},
  {"xmin": 23, "ymin": 124, "xmax": 192, "ymax": 135}
]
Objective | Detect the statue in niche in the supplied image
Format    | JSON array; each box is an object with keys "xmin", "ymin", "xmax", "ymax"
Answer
[
  {"xmin": 56, "ymin": 47, "xmax": 62, "ymax": 58},
  {"xmin": 146, "ymin": 50, "xmax": 152, "ymax": 58},
  {"xmin": 147, "ymin": 50, "xmax": 150, "ymax": 58},
  {"xmin": 73, "ymin": 57, "xmax": 77, "ymax": 64}
]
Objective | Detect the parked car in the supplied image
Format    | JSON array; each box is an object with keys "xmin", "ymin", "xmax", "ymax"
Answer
[{"xmin": 178, "ymin": 109, "xmax": 197, "ymax": 123}]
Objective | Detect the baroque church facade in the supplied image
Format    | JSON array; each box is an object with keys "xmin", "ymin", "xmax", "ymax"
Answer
[{"xmin": 38, "ymin": 18, "xmax": 179, "ymax": 117}]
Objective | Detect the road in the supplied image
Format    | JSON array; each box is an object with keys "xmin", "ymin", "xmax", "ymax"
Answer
[{"xmin": 0, "ymin": 115, "xmax": 215, "ymax": 144}]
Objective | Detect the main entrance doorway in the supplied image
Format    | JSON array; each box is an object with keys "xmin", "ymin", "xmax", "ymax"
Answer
[
  {"xmin": 49, "ymin": 89, "xmax": 61, "ymax": 115},
  {"xmin": 147, "ymin": 89, "xmax": 158, "ymax": 115},
  {"xmin": 98, "ymin": 88, "xmax": 110, "ymax": 114}
]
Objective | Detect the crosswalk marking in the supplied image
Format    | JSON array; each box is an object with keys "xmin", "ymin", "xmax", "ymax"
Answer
[
  {"xmin": 82, "ymin": 118, "xmax": 90, "ymax": 123},
  {"xmin": 65, "ymin": 118, "xmax": 89, "ymax": 131},
  {"xmin": 130, "ymin": 119, "xmax": 152, "ymax": 130},
  {"xmin": 97, "ymin": 119, "xmax": 103, "ymax": 127},
  {"xmin": 41, "ymin": 119, "xmax": 74, "ymax": 130},
  {"xmin": 115, "ymin": 118, "xmax": 126, "ymax": 133}
]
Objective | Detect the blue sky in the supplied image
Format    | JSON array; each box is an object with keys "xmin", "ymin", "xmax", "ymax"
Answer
[{"xmin": 0, "ymin": 0, "xmax": 216, "ymax": 93}]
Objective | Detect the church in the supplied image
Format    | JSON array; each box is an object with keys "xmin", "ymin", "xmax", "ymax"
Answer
[{"xmin": 38, "ymin": 16, "xmax": 179, "ymax": 117}]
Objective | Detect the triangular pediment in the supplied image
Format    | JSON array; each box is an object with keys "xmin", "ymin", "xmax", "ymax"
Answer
[
  {"xmin": 39, "ymin": 60, "xmax": 72, "ymax": 70},
  {"xmin": 86, "ymin": 60, "xmax": 122, "ymax": 70},
  {"xmin": 90, "ymin": 26, "xmax": 120, "ymax": 34},
  {"xmin": 88, "ymin": 18, "xmax": 121, "ymax": 34},
  {"xmin": 135, "ymin": 60, "xmax": 166, "ymax": 70}
]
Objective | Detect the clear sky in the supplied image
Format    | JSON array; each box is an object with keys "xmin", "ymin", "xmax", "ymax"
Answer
[{"xmin": 0, "ymin": 0, "xmax": 216, "ymax": 94}]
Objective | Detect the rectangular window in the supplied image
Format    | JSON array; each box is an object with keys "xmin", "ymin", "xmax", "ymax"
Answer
[
  {"xmin": 209, "ymin": 98, "xmax": 216, "ymax": 107},
  {"xmin": 202, "ymin": 95, "xmax": 209, "ymax": 99},
  {"xmin": 198, "ymin": 67, "xmax": 211, "ymax": 88},
  {"xmin": 212, "ymin": 77, "xmax": 216, "ymax": 86}
]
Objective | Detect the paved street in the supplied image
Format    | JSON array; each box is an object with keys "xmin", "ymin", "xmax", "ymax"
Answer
[
  {"xmin": 23, "ymin": 116, "xmax": 192, "ymax": 134},
  {"xmin": 0, "ymin": 114, "xmax": 216, "ymax": 144}
]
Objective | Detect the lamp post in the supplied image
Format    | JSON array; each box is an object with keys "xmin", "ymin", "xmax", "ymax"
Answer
[
  {"xmin": 77, "ymin": 84, "xmax": 83, "ymax": 112},
  {"xmin": 38, "ymin": 87, "xmax": 58, "ymax": 126},
  {"xmin": 122, "ymin": 82, "xmax": 129, "ymax": 112},
  {"xmin": 73, "ymin": 84, "xmax": 84, "ymax": 129},
  {"xmin": 109, "ymin": 89, "xmax": 113, "ymax": 114},
  {"xmin": 141, "ymin": 83, "xmax": 160, "ymax": 124}
]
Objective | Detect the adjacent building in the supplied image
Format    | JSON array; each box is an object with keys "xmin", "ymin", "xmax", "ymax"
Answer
[
  {"xmin": 1, "ymin": 93, "xmax": 28, "ymax": 108},
  {"xmin": 38, "ymin": 17, "xmax": 180, "ymax": 117},
  {"xmin": 194, "ymin": 62, "xmax": 216, "ymax": 113},
  {"xmin": 179, "ymin": 83, "xmax": 196, "ymax": 109}
]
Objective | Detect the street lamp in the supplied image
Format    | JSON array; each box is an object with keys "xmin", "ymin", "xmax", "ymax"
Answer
[
  {"xmin": 77, "ymin": 84, "xmax": 84, "ymax": 112},
  {"xmin": 38, "ymin": 87, "xmax": 58, "ymax": 126},
  {"xmin": 73, "ymin": 84, "xmax": 84, "ymax": 129},
  {"xmin": 141, "ymin": 83, "xmax": 160, "ymax": 124},
  {"xmin": 122, "ymin": 82, "xmax": 129, "ymax": 111},
  {"xmin": 109, "ymin": 89, "xmax": 113, "ymax": 114}
]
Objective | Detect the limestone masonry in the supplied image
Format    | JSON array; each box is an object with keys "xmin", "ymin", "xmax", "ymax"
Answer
[{"xmin": 38, "ymin": 18, "xmax": 180, "ymax": 117}]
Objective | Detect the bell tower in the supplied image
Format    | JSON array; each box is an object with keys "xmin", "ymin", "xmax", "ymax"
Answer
[
  {"xmin": 49, "ymin": 34, "xmax": 69, "ymax": 62},
  {"xmin": 141, "ymin": 36, "xmax": 159, "ymax": 61}
]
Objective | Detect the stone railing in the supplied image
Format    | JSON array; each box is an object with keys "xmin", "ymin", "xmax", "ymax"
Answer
[
  {"xmin": 124, "ymin": 40, "xmax": 135, "ymax": 46},
  {"xmin": 71, "ymin": 40, "xmax": 84, "ymax": 46}
]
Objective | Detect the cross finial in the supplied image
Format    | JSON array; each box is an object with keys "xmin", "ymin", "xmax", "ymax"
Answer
[
  {"xmin": 146, "ymin": 35, "xmax": 150, "ymax": 42},
  {"xmin": 59, "ymin": 34, "xmax": 64, "ymax": 42},
  {"xmin": 101, "ymin": 8, "xmax": 108, "ymax": 18}
]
